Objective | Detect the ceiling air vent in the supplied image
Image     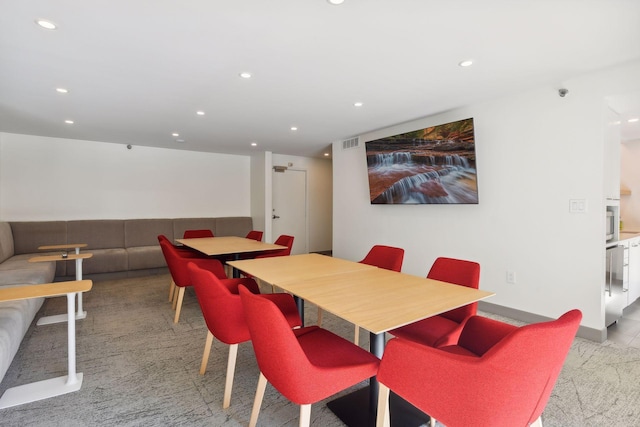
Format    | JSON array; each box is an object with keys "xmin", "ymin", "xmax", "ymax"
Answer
[{"xmin": 342, "ymin": 137, "xmax": 360, "ymax": 150}]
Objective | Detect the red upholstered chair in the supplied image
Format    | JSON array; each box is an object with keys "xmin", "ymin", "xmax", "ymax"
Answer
[
  {"xmin": 187, "ymin": 264, "xmax": 301, "ymax": 409},
  {"xmin": 348, "ymin": 245, "xmax": 404, "ymax": 344},
  {"xmin": 255, "ymin": 234, "xmax": 294, "ymax": 258},
  {"xmin": 157, "ymin": 234, "xmax": 205, "ymax": 301},
  {"xmin": 376, "ymin": 310, "xmax": 582, "ymax": 427},
  {"xmin": 159, "ymin": 238, "xmax": 234, "ymax": 323},
  {"xmin": 390, "ymin": 257, "xmax": 480, "ymax": 348},
  {"xmin": 183, "ymin": 229, "xmax": 214, "ymax": 238},
  {"xmin": 239, "ymin": 286, "xmax": 380, "ymax": 427},
  {"xmin": 245, "ymin": 230, "xmax": 264, "ymax": 241}
]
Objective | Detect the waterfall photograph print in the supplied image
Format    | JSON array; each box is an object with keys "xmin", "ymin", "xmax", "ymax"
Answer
[{"xmin": 365, "ymin": 117, "xmax": 478, "ymax": 204}]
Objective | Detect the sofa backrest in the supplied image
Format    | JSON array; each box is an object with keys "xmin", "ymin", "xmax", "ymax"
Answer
[
  {"xmin": 67, "ymin": 220, "xmax": 125, "ymax": 250},
  {"xmin": 0, "ymin": 222, "xmax": 15, "ymax": 263},
  {"xmin": 125, "ymin": 219, "xmax": 174, "ymax": 248},
  {"xmin": 9, "ymin": 221, "xmax": 68, "ymax": 255},
  {"xmin": 214, "ymin": 217, "xmax": 253, "ymax": 237}
]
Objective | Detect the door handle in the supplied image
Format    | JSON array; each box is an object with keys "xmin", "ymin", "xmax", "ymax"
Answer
[{"xmin": 272, "ymin": 215, "xmax": 280, "ymax": 219}]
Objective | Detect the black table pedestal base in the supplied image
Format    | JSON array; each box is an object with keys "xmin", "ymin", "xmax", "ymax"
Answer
[{"xmin": 327, "ymin": 387, "xmax": 430, "ymax": 427}]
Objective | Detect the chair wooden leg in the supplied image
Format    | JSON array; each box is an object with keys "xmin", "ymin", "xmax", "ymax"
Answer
[
  {"xmin": 354, "ymin": 325, "xmax": 360, "ymax": 346},
  {"xmin": 249, "ymin": 372, "xmax": 268, "ymax": 427},
  {"xmin": 317, "ymin": 308, "xmax": 323, "ymax": 326},
  {"xmin": 376, "ymin": 383, "xmax": 391, "ymax": 427},
  {"xmin": 173, "ymin": 287, "xmax": 185, "ymax": 323},
  {"xmin": 530, "ymin": 416, "xmax": 543, "ymax": 427},
  {"xmin": 223, "ymin": 343, "xmax": 238, "ymax": 409},
  {"xmin": 199, "ymin": 331, "xmax": 214, "ymax": 375},
  {"xmin": 430, "ymin": 416, "xmax": 436, "ymax": 427},
  {"xmin": 168, "ymin": 279, "xmax": 175, "ymax": 302},
  {"xmin": 299, "ymin": 404, "xmax": 312, "ymax": 427},
  {"xmin": 171, "ymin": 286, "xmax": 179, "ymax": 310}
]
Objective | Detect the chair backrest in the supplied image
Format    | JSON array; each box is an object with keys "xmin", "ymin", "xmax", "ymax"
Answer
[
  {"xmin": 274, "ymin": 234, "xmax": 294, "ymax": 255},
  {"xmin": 256, "ymin": 234, "xmax": 295, "ymax": 258},
  {"xmin": 427, "ymin": 257, "xmax": 480, "ymax": 323},
  {"xmin": 239, "ymin": 286, "xmax": 315, "ymax": 400},
  {"xmin": 183, "ymin": 229, "xmax": 214, "ymax": 238},
  {"xmin": 188, "ymin": 263, "xmax": 251, "ymax": 344},
  {"xmin": 159, "ymin": 238, "xmax": 190, "ymax": 286},
  {"xmin": 483, "ymin": 309, "xmax": 582, "ymax": 424},
  {"xmin": 359, "ymin": 245, "xmax": 404, "ymax": 272},
  {"xmin": 160, "ymin": 238, "xmax": 225, "ymax": 286},
  {"xmin": 246, "ymin": 230, "xmax": 264, "ymax": 241}
]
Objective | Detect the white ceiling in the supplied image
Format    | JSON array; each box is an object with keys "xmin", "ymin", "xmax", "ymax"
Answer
[{"xmin": 1, "ymin": 0, "xmax": 639, "ymax": 157}]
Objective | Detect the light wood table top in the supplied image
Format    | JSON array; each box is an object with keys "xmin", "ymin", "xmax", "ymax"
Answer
[
  {"xmin": 274, "ymin": 267, "xmax": 494, "ymax": 334},
  {"xmin": 228, "ymin": 253, "xmax": 375, "ymax": 285},
  {"xmin": 38, "ymin": 243, "xmax": 88, "ymax": 251},
  {"xmin": 176, "ymin": 236, "xmax": 285, "ymax": 257},
  {"xmin": 29, "ymin": 253, "xmax": 93, "ymax": 263},
  {"xmin": 0, "ymin": 280, "xmax": 93, "ymax": 302}
]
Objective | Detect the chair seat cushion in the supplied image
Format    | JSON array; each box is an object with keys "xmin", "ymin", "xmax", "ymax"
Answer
[
  {"xmin": 438, "ymin": 344, "xmax": 480, "ymax": 357},
  {"xmin": 390, "ymin": 315, "xmax": 461, "ymax": 347},
  {"xmin": 290, "ymin": 327, "xmax": 380, "ymax": 404}
]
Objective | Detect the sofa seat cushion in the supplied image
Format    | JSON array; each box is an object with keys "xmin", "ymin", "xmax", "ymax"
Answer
[
  {"xmin": 127, "ymin": 246, "xmax": 166, "ymax": 271},
  {"xmin": 0, "ymin": 298, "xmax": 45, "ymax": 386},
  {"xmin": 0, "ymin": 254, "xmax": 56, "ymax": 286}
]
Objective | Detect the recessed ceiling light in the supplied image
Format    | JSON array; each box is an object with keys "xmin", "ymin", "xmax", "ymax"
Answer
[
  {"xmin": 36, "ymin": 19, "xmax": 57, "ymax": 30},
  {"xmin": 628, "ymin": 118, "xmax": 639, "ymax": 123},
  {"xmin": 354, "ymin": 102, "xmax": 363, "ymax": 107},
  {"xmin": 290, "ymin": 126, "xmax": 298, "ymax": 131},
  {"xmin": 176, "ymin": 139, "xmax": 185, "ymax": 143},
  {"xmin": 239, "ymin": 72, "xmax": 252, "ymax": 79},
  {"xmin": 251, "ymin": 142, "xmax": 258, "ymax": 147},
  {"xmin": 458, "ymin": 60, "xmax": 474, "ymax": 67},
  {"xmin": 64, "ymin": 120, "xmax": 74, "ymax": 124},
  {"xmin": 172, "ymin": 133, "xmax": 179, "ymax": 137},
  {"xmin": 328, "ymin": 0, "xmax": 345, "ymax": 4},
  {"xmin": 324, "ymin": 153, "xmax": 330, "ymax": 157},
  {"xmin": 56, "ymin": 88, "xmax": 68, "ymax": 93},
  {"xmin": 196, "ymin": 111, "xmax": 205, "ymax": 116}
]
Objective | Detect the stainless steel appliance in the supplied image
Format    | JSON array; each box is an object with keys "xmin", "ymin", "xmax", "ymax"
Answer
[
  {"xmin": 605, "ymin": 245, "xmax": 627, "ymax": 326},
  {"xmin": 606, "ymin": 204, "xmax": 619, "ymax": 243}
]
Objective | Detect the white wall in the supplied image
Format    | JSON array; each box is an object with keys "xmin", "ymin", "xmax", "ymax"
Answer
[
  {"xmin": 333, "ymin": 61, "xmax": 640, "ymax": 334},
  {"xmin": 272, "ymin": 153, "xmax": 333, "ymax": 252},
  {"xmin": 0, "ymin": 133, "xmax": 250, "ymax": 220},
  {"xmin": 621, "ymin": 139, "xmax": 640, "ymax": 230}
]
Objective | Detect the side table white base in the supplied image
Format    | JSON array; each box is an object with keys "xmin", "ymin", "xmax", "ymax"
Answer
[
  {"xmin": 0, "ymin": 373, "xmax": 83, "ymax": 409},
  {"xmin": 37, "ymin": 310, "xmax": 87, "ymax": 326}
]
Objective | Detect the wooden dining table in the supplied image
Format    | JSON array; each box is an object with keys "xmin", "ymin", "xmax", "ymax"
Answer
[
  {"xmin": 176, "ymin": 236, "xmax": 286, "ymax": 277},
  {"xmin": 229, "ymin": 254, "xmax": 495, "ymax": 427}
]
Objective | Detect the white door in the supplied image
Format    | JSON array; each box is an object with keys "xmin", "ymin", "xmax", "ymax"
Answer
[{"xmin": 272, "ymin": 168, "xmax": 308, "ymax": 255}]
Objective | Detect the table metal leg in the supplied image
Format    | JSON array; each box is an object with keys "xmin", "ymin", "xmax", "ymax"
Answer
[
  {"xmin": 294, "ymin": 296, "xmax": 305, "ymax": 327},
  {"xmin": 0, "ymin": 292, "xmax": 84, "ymax": 408}
]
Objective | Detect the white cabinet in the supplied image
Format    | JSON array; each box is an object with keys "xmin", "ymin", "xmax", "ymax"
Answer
[{"xmin": 628, "ymin": 237, "xmax": 640, "ymax": 304}]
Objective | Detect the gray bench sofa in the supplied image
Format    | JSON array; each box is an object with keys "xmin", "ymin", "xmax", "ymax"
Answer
[{"xmin": 0, "ymin": 216, "xmax": 252, "ymax": 385}]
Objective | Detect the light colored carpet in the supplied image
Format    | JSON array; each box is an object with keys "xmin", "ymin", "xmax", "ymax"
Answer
[{"xmin": 0, "ymin": 274, "xmax": 638, "ymax": 426}]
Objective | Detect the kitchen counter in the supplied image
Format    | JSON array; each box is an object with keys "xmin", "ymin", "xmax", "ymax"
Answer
[{"xmin": 607, "ymin": 231, "xmax": 640, "ymax": 248}]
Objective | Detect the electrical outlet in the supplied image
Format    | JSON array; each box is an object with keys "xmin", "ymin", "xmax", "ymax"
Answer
[{"xmin": 506, "ymin": 270, "xmax": 517, "ymax": 284}]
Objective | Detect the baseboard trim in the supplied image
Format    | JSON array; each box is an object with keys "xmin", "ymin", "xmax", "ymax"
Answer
[{"xmin": 478, "ymin": 301, "xmax": 606, "ymax": 343}]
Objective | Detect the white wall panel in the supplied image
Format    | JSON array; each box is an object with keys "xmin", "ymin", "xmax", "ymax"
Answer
[{"xmin": 0, "ymin": 134, "xmax": 250, "ymax": 220}]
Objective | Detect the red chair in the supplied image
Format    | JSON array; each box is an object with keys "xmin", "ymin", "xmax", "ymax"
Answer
[
  {"xmin": 239, "ymin": 286, "xmax": 380, "ymax": 427},
  {"xmin": 255, "ymin": 234, "xmax": 294, "ymax": 258},
  {"xmin": 347, "ymin": 245, "xmax": 404, "ymax": 344},
  {"xmin": 158, "ymin": 234, "xmax": 205, "ymax": 301},
  {"xmin": 183, "ymin": 229, "xmax": 214, "ymax": 238},
  {"xmin": 159, "ymin": 238, "xmax": 235, "ymax": 323},
  {"xmin": 376, "ymin": 310, "xmax": 582, "ymax": 427},
  {"xmin": 188, "ymin": 264, "xmax": 301, "ymax": 409},
  {"xmin": 390, "ymin": 257, "xmax": 480, "ymax": 348},
  {"xmin": 245, "ymin": 230, "xmax": 263, "ymax": 241}
]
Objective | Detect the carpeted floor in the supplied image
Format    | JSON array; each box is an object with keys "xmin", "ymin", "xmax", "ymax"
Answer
[{"xmin": 0, "ymin": 274, "xmax": 639, "ymax": 426}]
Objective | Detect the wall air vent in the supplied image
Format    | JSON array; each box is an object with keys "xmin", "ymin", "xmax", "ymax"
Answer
[{"xmin": 342, "ymin": 137, "xmax": 360, "ymax": 150}]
